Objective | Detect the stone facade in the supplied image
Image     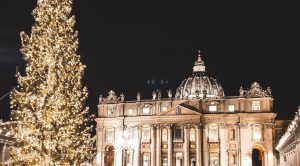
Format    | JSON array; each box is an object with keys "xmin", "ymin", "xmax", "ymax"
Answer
[
  {"xmin": 0, "ymin": 121, "xmax": 15, "ymax": 164},
  {"xmin": 96, "ymin": 52, "xmax": 285, "ymax": 166},
  {"xmin": 276, "ymin": 107, "xmax": 300, "ymax": 166}
]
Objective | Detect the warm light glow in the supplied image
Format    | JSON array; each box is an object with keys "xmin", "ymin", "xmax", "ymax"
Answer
[
  {"xmin": 162, "ymin": 129, "xmax": 168, "ymax": 142},
  {"xmin": 190, "ymin": 128, "xmax": 196, "ymax": 142},
  {"xmin": 209, "ymin": 105, "xmax": 217, "ymax": 112},
  {"xmin": 115, "ymin": 137, "xmax": 125, "ymax": 149},
  {"xmin": 208, "ymin": 125, "xmax": 218, "ymax": 142},
  {"xmin": 128, "ymin": 109, "xmax": 133, "ymax": 115},
  {"xmin": 142, "ymin": 126, "xmax": 151, "ymax": 142},
  {"xmin": 244, "ymin": 155, "xmax": 251, "ymax": 166},
  {"xmin": 7, "ymin": 0, "xmax": 95, "ymax": 164},
  {"xmin": 276, "ymin": 110, "xmax": 300, "ymax": 151},
  {"xmin": 253, "ymin": 126, "xmax": 262, "ymax": 141},
  {"xmin": 162, "ymin": 106, "xmax": 168, "ymax": 112},
  {"xmin": 143, "ymin": 107, "xmax": 150, "ymax": 114},
  {"xmin": 252, "ymin": 101, "xmax": 261, "ymax": 111},
  {"xmin": 253, "ymin": 132, "xmax": 262, "ymax": 141},
  {"xmin": 124, "ymin": 129, "xmax": 130, "ymax": 139},
  {"xmin": 228, "ymin": 105, "xmax": 235, "ymax": 112}
]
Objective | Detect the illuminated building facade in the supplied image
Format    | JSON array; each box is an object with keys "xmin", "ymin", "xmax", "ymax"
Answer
[
  {"xmin": 0, "ymin": 121, "xmax": 15, "ymax": 164},
  {"xmin": 276, "ymin": 107, "xmax": 300, "ymax": 166},
  {"xmin": 96, "ymin": 52, "xmax": 284, "ymax": 166}
]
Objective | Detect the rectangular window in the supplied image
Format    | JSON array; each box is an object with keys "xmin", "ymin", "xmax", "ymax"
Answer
[
  {"xmin": 162, "ymin": 129, "xmax": 168, "ymax": 142},
  {"xmin": 142, "ymin": 126, "xmax": 151, "ymax": 142},
  {"xmin": 107, "ymin": 106, "xmax": 115, "ymax": 116},
  {"xmin": 252, "ymin": 125, "xmax": 262, "ymax": 142},
  {"xmin": 173, "ymin": 126, "xmax": 183, "ymax": 142},
  {"xmin": 209, "ymin": 105, "xmax": 217, "ymax": 112},
  {"xmin": 229, "ymin": 129, "xmax": 236, "ymax": 141},
  {"xmin": 252, "ymin": 101, "xmax": 261, "ymax": 111},
  {"xmin": 128, "ymin": 109, "xmax": 133, "ymax": 115},
  {"xmin": 162, "ymin": 106, "xmax": 168, "ymax": 112},
  {"xmin": 143, "ymin": 107, "xmax": 150, "ymax": 114},
  {"xmin": 209, "ymin": 126, "xmax": 219, "ymax": 142},
  {"xmin": 228, "ymin": 105, "xmax": 235, "ymax": 112},
  {"xmin": 190, "ymin": 128, "xmax": 196, "ymax": 142},
  {"xmin": 106, "ymin": 128, "xmax": 115, "ymax": 143}
]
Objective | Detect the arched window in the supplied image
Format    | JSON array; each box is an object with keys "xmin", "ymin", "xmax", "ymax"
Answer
[
  {"xmin": 124, "ymin": 150, "xmax": 134, "ymax": 166},
  {"xmin": 190, "ymin": 128, "xmax": 196, "ymax": 142},
  {"xmin": 191, "ymin": 158, "xmax": 196, "ymax": 166},
  {"xmin": 163, "ymin": 158, "xmax": 168, "ymax": 166},
  {"xmin": 162, "ymin": 129, "xmax": 168, "ymax": 142},
  {"xmin": 230, "ymin": 153, "xmax": 236, "ymax": 164},
  {"xmin": 176, "ymin": 152, "xmax": 183, "ymax": 166},
  {"xmin": 143, "ymin": 153, "xmax": 150, "ymax": 166},
  {"xmin": 104, "ymin": 146, "xmax": 115, "ymax": 166},
  {"xmin": 229, "ymin": 128, "xmax": 235, "ymax": 141}
]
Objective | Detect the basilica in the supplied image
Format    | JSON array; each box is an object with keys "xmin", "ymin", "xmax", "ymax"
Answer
[{"xmin": 95, "ymin": 52, "xmax": 285, "ymax": 166}]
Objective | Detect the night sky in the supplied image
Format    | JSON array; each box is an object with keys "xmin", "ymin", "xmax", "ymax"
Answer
[{"xmin": 0, "ymin": 1, "xmax": 299, "ymax": 121}]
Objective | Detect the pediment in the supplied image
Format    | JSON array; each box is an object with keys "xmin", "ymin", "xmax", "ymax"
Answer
[{"xmin": 158, "ymin": 105, "xmax": 201, "ymax": 116}]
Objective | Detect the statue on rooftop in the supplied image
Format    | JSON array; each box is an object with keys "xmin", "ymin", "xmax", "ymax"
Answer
[
  {"xmin": 157, "ymin": 90, "xmax": 161, "ymax": 100},
  {"xmin": 239, "ymin": 86, "xmax": 245, "ymax": 97},
  {"xmin": 152, "ymin": 91, "xmax": 156, "ymax": 100},
  {"xmin": 167, "ymin": 90, "xmax": 172, "ymax": 98},
  {"xmin": 137, "ymin": 92, "xmax": 141, "ymax": 101},
  {"xmin": 120, "ymin": 93, "xmax": 125, "ymax": 102}
]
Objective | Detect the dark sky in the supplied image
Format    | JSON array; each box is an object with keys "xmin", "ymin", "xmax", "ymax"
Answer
[{"xmin": 0, "ymin": 1, "xmax": 299, "ymax": 120}]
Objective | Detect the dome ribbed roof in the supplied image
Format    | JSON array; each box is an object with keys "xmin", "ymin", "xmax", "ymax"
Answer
[{"xmin": 175, "ymin": 51, "xmax": 225, "ymax": 100}]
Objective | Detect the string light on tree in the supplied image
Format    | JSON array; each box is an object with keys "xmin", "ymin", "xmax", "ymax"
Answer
[{"xmin": 7, "ymin": 0, "xmax": 95, "ymax": 165}]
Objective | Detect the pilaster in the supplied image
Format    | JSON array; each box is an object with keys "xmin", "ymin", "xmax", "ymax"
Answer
[{"xmin": 184, "ymin": 124, "xmax": 190, "ymax": 166}]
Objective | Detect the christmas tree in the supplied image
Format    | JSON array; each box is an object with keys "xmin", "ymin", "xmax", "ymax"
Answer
[{"xmin": 8, "ymin": 0, "xmax": 95, "ymax": 165}]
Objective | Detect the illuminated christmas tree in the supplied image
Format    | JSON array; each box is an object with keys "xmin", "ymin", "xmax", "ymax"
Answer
[{"xmin": 8, "ymin": 0, "xmax": 95, "ymax": 165}]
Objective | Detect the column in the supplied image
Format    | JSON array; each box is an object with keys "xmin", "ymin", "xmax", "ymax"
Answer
[
  {"xmin": 168, "ymin": 125, "xmax": 173, "ymax": 166},
  {"xmin": 151, "ymin": 125, "xmax": 157, "ymax": 166},
  {"xmin": 236, "ymin": 125, "xmax": 241, "ymax": 166},
  {"xmin": 219, "ymin": 123, "xmax": 227, "ymax": 166},
  {"xmin": 134, "ymin": 126, "xmax": 141, "ymax": 166},
  {"xmin": 203, "ymin": 125, "xmax": 208, "ymax": 166},
  {"xmin": 239, "ymin": 122, "xmax": 250, "ymax": 166},
  {"xmin": 116, "ymin": 148, "xmax": 123, "ymax": 166},
  {"xmin": 196, "ymin": 124, "xmax": 202, "ymax": 166},
  {"xmin": 265, "ymin": 123, "xmax": 274, "ymax": 166},
  {"xmin": 184, "ymin": 125, "xmax": 190, "ymax": 166},
  {"xmin": 156, "ymin": 125, "xmax": 162, "ymax": 166},
  {"xmin": 115, "ymin": 126, "xmax": 123, "ymax": 166},
  {"xmin": 96, "ymin": 126, "xmax": 104, "ymax": 166}
]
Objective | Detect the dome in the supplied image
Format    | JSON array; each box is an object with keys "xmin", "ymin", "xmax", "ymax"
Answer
[{"xmin": 175, "ymin": 51, "xmax": 225, "ymax": 100}]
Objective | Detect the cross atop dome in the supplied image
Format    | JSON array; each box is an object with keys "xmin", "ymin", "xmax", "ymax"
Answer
[{"xmin": 193, "ymin": 50, "xmax": 206, "ymax": 73}]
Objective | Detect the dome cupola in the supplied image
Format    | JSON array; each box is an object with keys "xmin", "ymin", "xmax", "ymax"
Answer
[
  {"xmin": 175, "ymin": 51, "xmax": 225, "ymax": 100},
  {"xmin": 193, "ymin": 51, "xmax": 206, "ymax": 72}
]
